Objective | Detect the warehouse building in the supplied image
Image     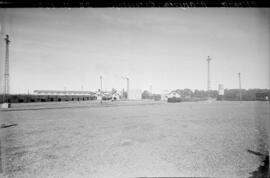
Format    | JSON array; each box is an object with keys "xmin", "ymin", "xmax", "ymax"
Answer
[{"xmin": 34, "ymin": 90, "xmax": 95, "ymax": 96}]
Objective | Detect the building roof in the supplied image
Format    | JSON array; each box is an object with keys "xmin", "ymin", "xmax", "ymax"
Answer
[
  {"xmin": 34, "ymin": 90, "xmax": 95, "ymax": 95},
  {"xmin": 112, "ymin": 92, "xmax": 121, "ymax": 96},
  {"xmin": 169, "ymin": 90, "xmax": 181, "ymax": 95},
  {"xmin": 167, "ymin": 90, "xmax": 182, "ymax": 98}
]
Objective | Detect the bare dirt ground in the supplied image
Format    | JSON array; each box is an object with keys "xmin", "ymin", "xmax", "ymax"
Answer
[{"xmin": 0, "ymin": 100, "xmax": 269, "ymax": 178}]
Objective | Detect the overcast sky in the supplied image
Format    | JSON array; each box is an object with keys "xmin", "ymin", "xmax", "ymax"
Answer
[{"xmin": 0, "ymin": 8, "xmax": 269, "ymax": 94}]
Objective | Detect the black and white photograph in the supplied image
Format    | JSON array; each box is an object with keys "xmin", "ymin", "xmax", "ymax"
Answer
[{"xmin": 0, "ymin": 7, "xmax": 269, "ymax": 178}]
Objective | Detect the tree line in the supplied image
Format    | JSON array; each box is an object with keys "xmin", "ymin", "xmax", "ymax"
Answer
[{"xmin": 142, "ymin": 88, "xmax": 270, "ymax": 101}]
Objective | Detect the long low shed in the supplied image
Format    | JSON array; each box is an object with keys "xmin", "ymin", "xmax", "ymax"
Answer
[{"xmin": 0, "ymin": 94, "xmax": 97, "ymax": 103}]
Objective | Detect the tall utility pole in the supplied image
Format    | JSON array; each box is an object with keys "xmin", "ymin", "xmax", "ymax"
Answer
[
  {"xmin": 127, "ymin": 77, "xmax": 129, "ymax": 99},
  {"xmin": 3, "ymin": 34, "xmax": 10, "ymax": 103},
  {"xmin": 206, "ymin": 56, "xmax": 211, "ymax": 98},
  {"xmin": 238, "ymin": 72, "xmax": 242, "ymax": 102},
  {"xmin": 100, "ymin": 76, "xmax": 102, "ymax": 91}
]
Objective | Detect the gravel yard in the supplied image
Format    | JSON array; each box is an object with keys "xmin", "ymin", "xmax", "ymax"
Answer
[{"xmin": 0, "ymin": 101, "xmax": 269, "ymax": 178}]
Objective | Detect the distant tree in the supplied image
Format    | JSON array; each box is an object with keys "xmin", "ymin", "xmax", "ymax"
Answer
[
  {"xmin": 224, "ymin": 89, "xmax": 238, "ymax": 100},
  {"xmin": 193, "ymin": 89, "xmax": 206, "ymax": 98},
  {"xmin": 223, "ymin": 88, "xmax": 270, "ymax": 101},
  {"xmin": 194, "ymin": 89, "xmax": 201, "ymax": 97},
  {"xmin": 182, "ymin": 88, "xmax": 193, "ymax": 97},
  {"xmin": 142, "ymin": 90, "xmax": 151, "ymax": 99},
  {"xmin": 152, "ymin": 94, "xmax": 161, "ymax": 101},
  {"xmin": 209, "ymin": 90, "xmax": 218, "ymax": 98},
  {"xmin": 123, "ymin": 91, "xmax": 127, "ymax": 99},
  {"xmin": 169, "ymin": 88, "xmax": 270, "ymax": 101}
]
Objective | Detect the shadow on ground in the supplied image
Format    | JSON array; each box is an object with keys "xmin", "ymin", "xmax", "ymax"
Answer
[
  {"xmin": 247, "ymin": 149, "xmax": 269, "ymax": 178},
  {"xmin": 0, "ymin": 102, "xmax": 164, "ymax": 112},
  {"xmin": 0, "ymin": 124, "xmax": 18, "ymax": 129}
]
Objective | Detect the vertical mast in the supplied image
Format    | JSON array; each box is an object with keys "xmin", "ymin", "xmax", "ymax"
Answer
[
  {"xmin": 99, "ymin": 76, "xmax": 103, "ymax": 103},
  {"xmin": 238, "ymin": 72, "xmax": 242, "ymax": 102},
  {"xmin": 206, "ymin": 56, "xmax": 211, "ymax": 98},
  {"xmin": 126, "ymin": 77, "xmax": 129, "ymax": 99},
  {"xmin": 3, "ymin": 35, "xmax": 10, "ymax": 103}
]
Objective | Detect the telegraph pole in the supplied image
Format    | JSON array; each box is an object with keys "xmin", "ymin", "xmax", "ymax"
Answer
[
  {"xmin": 127, "ymin": 77, "xmax": 129, "ymax": 99},
  {"xmin": 100, "ymin": 76, "xmax": 102, "ymax": 92},
  {"xmin": 238, "ymin": 72, "xmax": 242, "ymax": 102},
  {"xmin": 99, "ymin": 76, "xmax": 103, "ymax": 103},
  {"xmin": 2, "ymin": 35, "xmax": 10, "ymax": 107},
  {"xmin": 206, "ymin": 56, "xmax": 211, "ymax": 99}
]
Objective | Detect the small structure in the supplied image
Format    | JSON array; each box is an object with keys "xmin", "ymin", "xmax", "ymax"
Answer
[
  {"xmin": 218, "ymin": 84, "xmax": 224, "ymax": 95},
  {"xmin": 1, "ymin": 103, "xmax": 11, "ymax": 108},
  {"xmin": 161, "ymin": 90, "xmax": 170, "ymax": 101},
  {"xmin": 167, "ymin": 91, "xmax": 181, "ymax": 98},
  {"xmin": 102, "ymin": 92, "xmax": 112, "ymax": 100},
  {"xmin": 167, "ymin": 90, "xmax": 181, "ymax": 103},
  {"xmin": 95, "ymin": 89, "xmax": 121, "ymax": 101},
  {"xmin": 128, "ymin": 89, "xmax": 142, "ymax": 100},
  {"xmin": 95, "ymin": 90, "xmax": 103, "ymax": 100},
  {"xmin": 111, "ymin": 92, "xmax": 121, "ymax": 101},
  {"xmin": 217, "ymin": 84, "xmax": 224, "ymax": 101}
]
